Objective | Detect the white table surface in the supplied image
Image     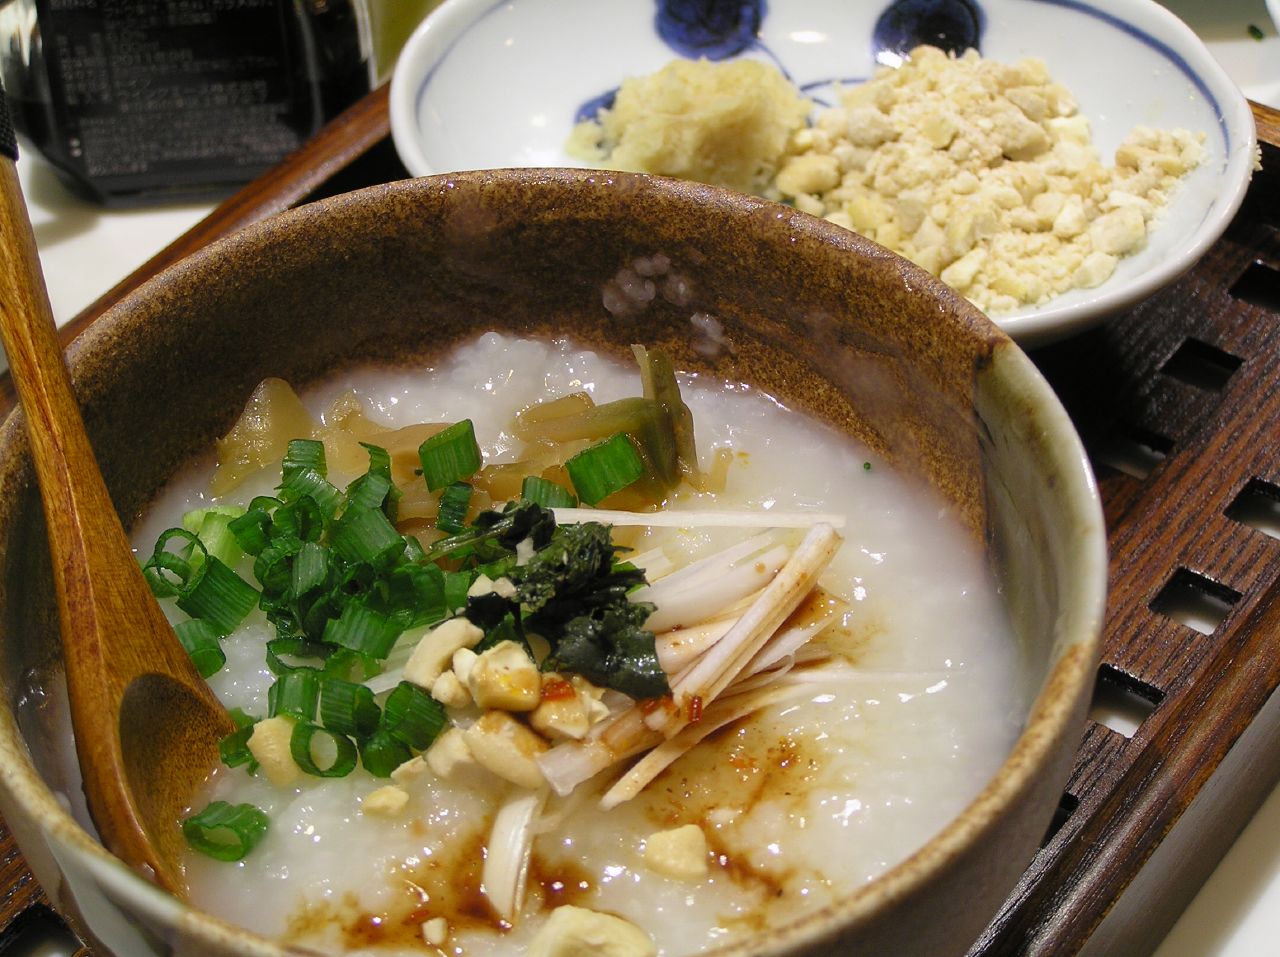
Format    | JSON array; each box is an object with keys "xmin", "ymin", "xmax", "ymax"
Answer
[{"xmin": 9, "ymin": 3, "xmax": 1280, "ymax": 955}]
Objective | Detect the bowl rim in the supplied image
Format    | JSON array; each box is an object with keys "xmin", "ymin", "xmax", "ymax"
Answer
[
  {"xmin": 387, "ymin": 0, "xmax": 1257, "ymax": 348},
  {"xmin": 0, "ymin": 169, "xmax": 1107, "ymax": 955}
]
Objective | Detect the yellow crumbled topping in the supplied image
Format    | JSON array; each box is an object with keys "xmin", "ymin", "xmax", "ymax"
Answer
[
  {"xmin": 362, "ymin": 785, "xmax": 410, "ymax": 817},
  {"xmin": 773, "ymin": 45, "xmax": 1205, "ymax": 313},
  {"xmin": 642, "ymin": 823, "xmax": 709, "ymax": 880}
]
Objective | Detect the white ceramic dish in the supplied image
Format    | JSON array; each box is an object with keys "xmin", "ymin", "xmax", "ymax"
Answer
[{"xmin": 389, "ymin": 0, "xmax": 1257, "ymax": 347}]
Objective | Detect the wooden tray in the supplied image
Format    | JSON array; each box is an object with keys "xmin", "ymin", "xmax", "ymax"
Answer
[{"xmin": 2, "ymin": 88, "xmax": 1278, "ymax": 956}]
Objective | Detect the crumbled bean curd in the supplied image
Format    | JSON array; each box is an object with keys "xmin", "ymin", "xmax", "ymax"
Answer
[{"xmin": 572, "ymin": 47, "xmax": 1204, "ymax": 314}]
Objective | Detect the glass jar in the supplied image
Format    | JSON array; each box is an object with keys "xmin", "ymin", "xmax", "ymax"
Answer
[{"xmin": 0, "ymin": 0, "xmax": 376, "ymax": 205}]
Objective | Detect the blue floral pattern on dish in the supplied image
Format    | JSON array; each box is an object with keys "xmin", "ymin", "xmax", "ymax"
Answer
[
  {"xmin": 655, "ymin": 0, "xmax": 766, "ymax": 60},
  {"xmin": 575, "ymin": 0, "xmax": 985, "ymax": 124},
  {"xmin": 872, "ymin": 0, "xmax": 984, "ymax": 63}
]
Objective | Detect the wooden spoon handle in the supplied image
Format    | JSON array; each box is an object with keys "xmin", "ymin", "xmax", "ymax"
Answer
[
  {"xmin": 0, "ymin": 152, "xmax": 209, "ymax": 707},
  {"xmin": 0, "ymin": 112, "xmax": 229, "ymax": 891}
]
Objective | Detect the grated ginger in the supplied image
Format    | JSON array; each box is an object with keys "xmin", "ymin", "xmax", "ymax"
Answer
[{"xmin": 567, "ymin": 57, "xmax": 810, "ymax": 196}]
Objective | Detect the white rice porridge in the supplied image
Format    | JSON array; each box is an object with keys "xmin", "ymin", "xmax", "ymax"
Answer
[{"xmin": 130, "ymin": 333, "xmax": 1026, "ymax": 956}]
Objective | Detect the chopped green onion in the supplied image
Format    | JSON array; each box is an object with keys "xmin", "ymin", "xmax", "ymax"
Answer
[
  {"xmin": 141, "ymin": 528, "xmax": 202, "ymax": 597},
  {"xmin": 182, "ymin": 506, "xmax": 247, "ymax": 571},
  {"xmin": 359, "ymin": 729, "xmax": 413, "ymax": 778},
  {"xmin": 175, "ymin": 557, "xmax": 259, "ymax": 636},
  {"xmin": 387, "ymin": 563, "xmax": 448, "ymax": 628},
  {"xmin": 475, "ymin": 555, "xmax": 517, "ymax": 584},
  {"xmin": 322, "ymin": 603, "xmax": 403, "ymax": 659},
  {"xmin": 290, "ymin": 722, "xmax": 358, "ymax": 778},
  {"xmin": 330, "ymin": 506, "xmax": 403, "ymax": 565},
  {"xmin": 322, "ymin": 648, "xmax": 379, "ymax": 682},
  {"xmin": 227, "ymin": 505, "xmax": 274, "ymax": 556},
  {"xmin": 418, "ymin": 420, "xmax": 482, "ymax": 491},
  {"xmin": 443, "ymin": 570, "xmax": 475, "ymax": 614},
  {"xmin": 219, "ymin": 709, "xmax": 259, "ymax": 770},
  {"xmin": 174, "ymin": 619, "xmax": 226, "ymax": 678},
  {"xmin": 270, "ymin": 496, "xmax": 325, "ymax": 545},
  {"xmin": 253, "ymin": 539, "xmax": 302, "ymax": 596},
  {"xmin": 182, "ymin": 801, "xmax": 269, "ymax": 861},
  {"xmin": 320, "ymin": 677, "xmax": 381, "ymax": 738},
  {"xmin": 362, "ymin": 442, "xmax": 392, "ymax": 475},
  {"xmin": 265, "ymin": 637, "xmax": 332, "ymax": 676},
  {"xmin": 267, "ymin": 670, "xmax": 320, "ymax": 721},
  {"xmin": 283, "ymin": 438, "xmax": 327, "ymax": 479},
  {"xmin": 566, "ymin": 433, "xmax": 646, "ymax": 506},
  {"xmin": 298, "ymin": 593, "xmax": 341, "ymax": 643},
  {"xmin": 290, "ymin": 541, "xmax": 330, "ymax": 597},
  {"xmin": 362, "ymin": 443, "xmax": 402, "ymax": 519},
  {"xmin": 521, "ymin": 475, "xmax": 577, "ymax": 508},
  {"xmin": 436, "ymin": 482, "xmax": 473, "ymax": 534},
  {"xmin": 402, "ymin": 535, "xmax": 426, "ymax": 562},
  {"xmin": 346, "ymin": 467, "xmax": 395, "ymax": 514},
  {"xmin": 278, "ymin": 469, "xmax": 342, "ymax": 519},
  {"xmin": 381, "ymin": 681, "xmax": 446, "ymax": 750}
]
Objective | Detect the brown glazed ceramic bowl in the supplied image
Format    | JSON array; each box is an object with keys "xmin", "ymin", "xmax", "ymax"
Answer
[{"xmin": 0, "ymin": 169, "xmax": 1105, "ymax": 956}]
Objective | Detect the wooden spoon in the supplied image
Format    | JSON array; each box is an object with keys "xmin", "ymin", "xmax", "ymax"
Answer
[{"xmin": 0, "ymin": 98, "xmax": 232, "ymax": 893}]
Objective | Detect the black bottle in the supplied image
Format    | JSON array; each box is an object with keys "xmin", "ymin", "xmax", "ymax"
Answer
[{"xmin": 0, "ymin": 0, "xmax": 374, "ymax": 205}]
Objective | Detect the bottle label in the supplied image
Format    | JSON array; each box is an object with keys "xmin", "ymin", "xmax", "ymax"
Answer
[{"xmin": 35, "ymin": 0, "xmax": 340, "ymax": 199}]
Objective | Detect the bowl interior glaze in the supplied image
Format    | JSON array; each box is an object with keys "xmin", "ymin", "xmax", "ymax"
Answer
[{"xmin": 0, "ymin": 169, "xmax": 1104, "ymax": 957}]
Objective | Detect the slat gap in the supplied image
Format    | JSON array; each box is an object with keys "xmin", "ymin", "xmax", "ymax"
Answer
[
  {"xmin": 1158, "ymin": 337, "xmax": 1243, "ymax": 392},
  {"xmin": 1091, "ymin": 422, "xmax": 1173, "ymax": 480},
  {"xmin": 0, "ymin": 904, "xmax": 83, "ymax": 956},
  {"xmin": 1230, "ymin": 259, "xmax": 1280, "ymax": 314},
  {"xmin": 1089, "ymin": 664, "xmax": 1164, "ymax": 739},
  {"xmin": 1225, "ymin": 477, "xmax": 1280, "ymax": 540},
  {"xmin": 1149, "ymin": 568, "xmax": 1242, "ymax": 636}
]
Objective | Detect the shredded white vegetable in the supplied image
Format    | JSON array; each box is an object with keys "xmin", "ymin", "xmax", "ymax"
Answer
[
  {"xmin": 552, "ymin": 507, "xmax": 847, "ymax": 529},
  {"xmin": 625, "ymin": 545, "xmax": 677, "ymax": 581},
  {"xmin": 647, "ymin": 523, "xmax": 842, "ymax": 737},
  {"xmin": 640, "ymin": 544, "xmax": 789, "ymax": 634},
  {"xmin": 654, "ymin": 618, "xmax": 737, "ymax": 673},
  {"xmin": 633, "ymin": 530, "xmax": 777, "ymax": 595},
  {"xmin": 600, "ymin": 682, "xmax": 814, "ymax": 810},
  {"xmin": 481, "ymin": 788, "xmax": 548, "ymax": 922},
  {"xmin": 742, "ymin": 587, "xmax": 847, "ymax": 676}
]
